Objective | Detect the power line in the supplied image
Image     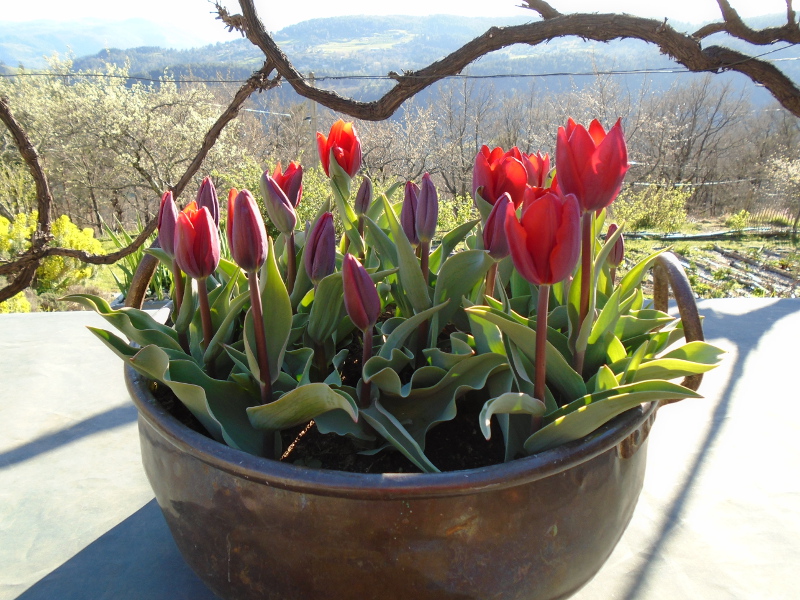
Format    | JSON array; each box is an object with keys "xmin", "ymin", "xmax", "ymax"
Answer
[{"xmin": 1, "ymin": 45, "xmax": 796, "ymax": 85}]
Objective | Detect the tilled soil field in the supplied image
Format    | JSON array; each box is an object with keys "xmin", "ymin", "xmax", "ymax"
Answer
[{"xmin": 626, "ymin": 230, "xmax": 800, "ymax": 299}]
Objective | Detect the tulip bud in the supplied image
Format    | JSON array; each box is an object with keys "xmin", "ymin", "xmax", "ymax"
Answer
[
  {"xmin": 605, "ymin": 223, "xmax": 625, "ymax": 267},
  {"xmin": 227, "ymin": 189, "xmax": 268, "ymax": 273},
  {"xmin": 174, "ymin": 201, "xmax": 221, "ymax": 280},
  {"xmin": 401, "ymin": 181, "xmax": 419, "ymax": 247},
  {"xmin": 342, "ymin": 253, "xmax": 381, "ymax": 332},
  {"xmin": 354, "ymin": 176, "xmax": 373, "ymax": 216},
  {"xmin": 416, "ymin": 173, "xmax": 438, "ymax": 244},
  {"xmin": 304, "ymin": 212, "xmax": 336, "ymax": 285},
  {"xmin": 272, "ymin": 161, "xmax": 303, "ymax": 208},
  {"xmin": 196, "ymin": 177, "xmax": 220, "ymax": 227},
  {"xmin": 157, "ymin": 190, "xmax": 178, "ymax": 257},
  {"xmin": 483, "ymin": 193, "xmax": 511, "ymax": 261},
  {"xmin": 260, "ymin": 172, "xmax": 298, "ymax": 236}
]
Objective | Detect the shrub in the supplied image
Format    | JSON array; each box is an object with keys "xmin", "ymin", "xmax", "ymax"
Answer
[
  {"xmin": 0, "ymin": 211, "xmax": 104, "ymax": 293},
  {"xmin": 725, "ymin": 209, "xmax": 750, "ymax": 231},
  {"xmin": 610, "ymin": 184, "xmax": 689, "ymax": 232},
  {"xmin": 0, "ymin": 291, "xmax": 31, "ymax": 313}
]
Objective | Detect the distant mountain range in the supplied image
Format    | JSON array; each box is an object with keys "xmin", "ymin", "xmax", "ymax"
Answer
[{"xmin": 2, "ymin": 13, "xmax": 797, "ymax": 103}]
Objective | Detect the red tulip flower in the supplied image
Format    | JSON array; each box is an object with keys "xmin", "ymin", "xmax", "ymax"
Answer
[
  {"xmin": 472, "ymin": 145, "xmax": 529, "ymax": 208},
  {"xmin": 227, "ymin": 189, "xmax": 268, "ymax": 273},
  {"xmin": 317, "ymin": 120, "xmax": 362, "ymax": 178},
  {"xmin": 519, "ymin": 150, "xmax": 551, "ymax": 188},
  {"xmin": 157, "ymin": 190, "xmax": 178, "ymax": 257},
  {"xmin": 505, "ymin": 190, "xmax": 581, "ymax": 286},
  {"xmin": 342, "ymin": 253, "xmax": 380, "ymax": 333},
  {"xmin": 556, "ymin": 118, "xmax": 629, "ymax": 213},
  {"xmin": 271, "ymin": 162, "xmax": 303, "ymax": 207}
]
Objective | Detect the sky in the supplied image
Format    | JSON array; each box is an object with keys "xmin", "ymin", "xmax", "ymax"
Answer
[{"xmin": 1, "ymin": 0, "xmax": 789, "ymax": 46}]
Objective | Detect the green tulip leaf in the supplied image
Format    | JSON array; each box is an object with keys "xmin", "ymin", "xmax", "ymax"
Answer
[
  {"xmin": 247, "ymin": 383, "xmax": 358, "ymax": 431},
  {"xmin": 429, "ymin": 218, "xmax": 481, "ymax": 274},
  {"xmin": 306, "ymin": 271, "xmax": 345, "ymax": 344},
  {"xmin": 378, "ymin": 301, "xmax": 449, "ymax": 359},
  {"xmin": 614, "ymin": 309, "xmax": 674, "ymax": 341},
  {"xmin": 360, "ymin": 400, "xmax": 440, "ymax": 473},
  {"xmin": 328, "ymin": 153, "xmax": 365, "ymax": 256},
  {"xmin": 479, "ymin": 393, "xmax": 546, "ymax": 440},
  {"xmin": 466, "ymin": 306, "xmax": 586, "ymax": 402},
  {"xmin": 377, "ymin": 353, "xmax": 509, "ymax": 448},
  {"xmin": 430, "ymin": 250, "xmax": 494, "ymax": 342},
  {"xmin": 526, "ymin": 380, "xmax": 702, "ymax": 454},
  {"xmin": 244, "ymin": 237, "xmax": 293, "ymax": 385},
  {"xmin": 63, "ymin": 293, "xmax": 183, "ymax": 352},
  {"xmin": 144, "ymin": 247, "xmax": 173, "ymax": 270},
  {"xmin": 380, "ymin": 195, "xmax": 431, "ymax": 314}
]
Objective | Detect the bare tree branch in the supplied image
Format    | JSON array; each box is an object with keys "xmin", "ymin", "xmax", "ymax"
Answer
[
  {"xmin": 235, "ymin": 0, "xmax": 800, "ymax": 121},
  {"xmin": 0, "ymin": 62, "xmax": 276, "ymax": 304},
  {"xmin": 0, "ymin": 96, "xmax": 54, "ymax": 238},
  {"xmin": 520, "ymin": 0, "xmax": 562, "ymax": 20}
]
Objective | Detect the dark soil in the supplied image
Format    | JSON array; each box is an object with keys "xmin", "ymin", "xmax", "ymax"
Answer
[{"xmin": 152, "ymin": 376, "xmax": 508, "ymax": 475}]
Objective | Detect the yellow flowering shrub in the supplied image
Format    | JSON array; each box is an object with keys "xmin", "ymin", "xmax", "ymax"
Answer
[
  {"xmin": 0, "ymin": 211, "xmax": 104, "ymax": 293},
  {"xmin": 0, "ymin": 292, "xmax": 31, "ymax": 313}
]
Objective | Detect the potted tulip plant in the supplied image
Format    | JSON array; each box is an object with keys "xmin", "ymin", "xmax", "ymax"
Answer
[{"xmin": 67, "ymin": 117, "xmax": 723, "ymax": 600}]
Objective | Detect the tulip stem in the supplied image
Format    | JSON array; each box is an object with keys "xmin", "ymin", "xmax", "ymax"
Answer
[
  {"xmin": 575, "ymin": 212, "xmax": 594, "ymax": 376},
  {"xmin": 357, "ymin": 216, "xmax": 365, "ymax": 262},
  {"xmin": 534, "ymin": 284, "xmax": 550, "ymax": 431},
  {"xmin": 170, "ymin": 264, "xmax": 189, "ymax": 352},
  {"xmin": 171, "ymin": 262, "xmax": 185, "ymax": 313},
  {"xmin": 286, "ymin": 232, "xmax": 297, "ymax": 294},
  {"xmin": 485, "ymin": 262, "xmax": 498, "ymax": 300},
  {"xmin": 609, "ymin": 266, "xmax": 617, "ymax": 289},
  {"xmin": 197, "ymin": 278, "xmax": 214, "ymax": 364},
  {"xmin": 359, "ymin": 328, "xmax": 373, "ymax": 409},
  {"xmin": 248, "ymin": 271, "xmax": 273, "ymax": 404},
  {"xmin": 420, "ymin": 240, "xmax": 430, "ymax": 285}
]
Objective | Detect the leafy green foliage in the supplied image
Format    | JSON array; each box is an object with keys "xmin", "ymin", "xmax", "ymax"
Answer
[{"xmin": 611, "ymin": 184, "xmax": 689, "ymax": 232}]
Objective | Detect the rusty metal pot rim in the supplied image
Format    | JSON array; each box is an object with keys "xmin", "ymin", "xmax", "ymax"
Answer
[{"xmin": 127, "ymin": 366, "xmax": 657, "ymax": 501}]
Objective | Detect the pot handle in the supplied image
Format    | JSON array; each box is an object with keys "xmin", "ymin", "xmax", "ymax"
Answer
[
  {"xmin": 125, "ymin": 241, "xmax": 160, "ymax": 309},
  {"xmin": 652, "ymin": 251, "xmax": 704, "ymax": 396}
]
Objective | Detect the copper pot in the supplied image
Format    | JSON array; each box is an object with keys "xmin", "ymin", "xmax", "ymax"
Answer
[{"xmin": 128, "ymin": 368, "xmax": 659, "ymax": 600}]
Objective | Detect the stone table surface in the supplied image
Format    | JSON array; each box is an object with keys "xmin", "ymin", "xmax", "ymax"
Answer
[{"xmin": 1, "ymin": 298, "xmax": 799, "ymax": 599}]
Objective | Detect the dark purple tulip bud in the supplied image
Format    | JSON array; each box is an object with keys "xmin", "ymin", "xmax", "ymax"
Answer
[
  {"xmin": 401, "ymin": 180, "xmax": 419, "ymax": 247},
  {"xmin": 260, "ymin": 172, "xmax": 298, "ymax": 236},
  {"xmin": 226, "ymin": 189, "xmax": 268, "ymax": 273},
  {"xmin": 416, "ymin": 173, "xmax": 438, "ymax": 244},
  {"xmin": 342, "ymin": 253, "xmax": 381, "ymax": 332},
  {"xmin": 174, "ymin": 202, "xmax": 221, "ymax": 280},
  {"xmin": 157, "ymin": 190, "xmax": 178, "ymax": 257},
  {"xmin": 304, "ymin": 212, "xmax": 336, "ymax": 285},
  {"xmin": 483, "ymin": 193, "xmax": 511, "ymax": 261},
  {"xmin": 196, "ymin": 177, "xmax": 220, "ymax": 226},
  {"xmin": 606, "ymin": 223, "xmax": 625, "ymax": 267},
  {"xmin": 354, "ymin": 176, "xmax": 373, "ymax": 216}
]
